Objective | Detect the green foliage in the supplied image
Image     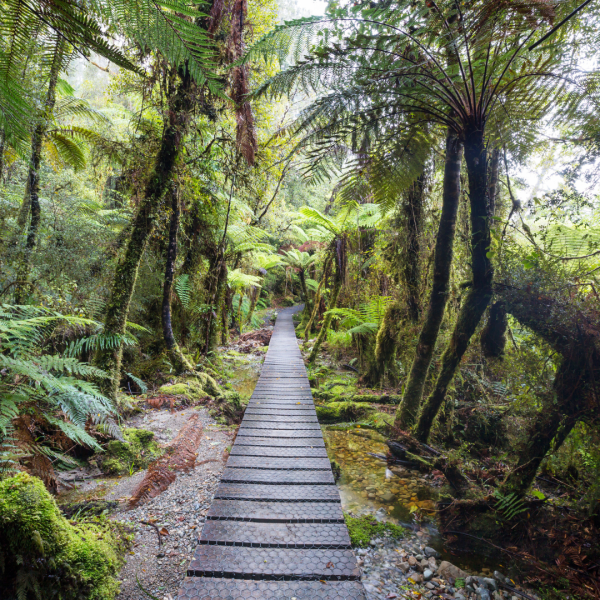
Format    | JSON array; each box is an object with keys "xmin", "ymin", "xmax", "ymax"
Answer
[
  {"xmin": 343, "ymin": 513, "xmax": 405, "ymax": 547},
  {"xmin": 100, "ymin": 428, "xmax": 162, "ymax": 475},
  {"xmin": 0, "ymin": 305, "xmax": 129, "ymax": 471},
  {"xmin": 0, "ymin": 472, "xmax": 131, "ymax": 599},
  {"xmin": 493, "ymin": 490, "xmax": 528, "ymax": 521}
]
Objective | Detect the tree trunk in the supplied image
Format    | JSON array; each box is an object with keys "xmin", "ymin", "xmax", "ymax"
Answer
[
  {"xmin": 245, "ymin": 285, "xmax": 259, "ymax": 329},
  {"xmin": 395, "ymin": 131, "xmax": 463, "ymax": 428},
  {"xmin": 303, "ymin": 253, "xmax": 332, "ymax": 342},
  {"xmin": 415, "ymin": 126, "xmax": 493, "ymax": 442},
  {"xmin": 14, "ymin": 38, "xmax": 64, "ymax": 304},
  {"xmin": 403, "ymin": 174, "xmax": 425, "ymax": 323},
  {"xmin": 96, "ymin": 68, "xmax": 193, "ymax": 400},
  {"xmin": 162, "ymin": 187, "xmax": 195, "ymax": 373},
  {"xmin": 308, "ymin": 277, "xmax": 341, "ymax": 363},
  {"xmin": 363, "ymin": 300, "xmax": 404, "ymax": 386},
  {"xmin": 480, "ymin": 301, "xmax": 507, "ymax": 358},
  {"xmin": 487, "ymin": 148, "xmax": 500, "ymax": 218},
  {"xmin": 298, "ymin": 269, "xmax": 312, "ymax": 316}
]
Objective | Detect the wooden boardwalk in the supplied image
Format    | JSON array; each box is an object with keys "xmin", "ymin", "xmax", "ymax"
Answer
[{"xmin": 177, "ymin": 307, "xmax": 366, "ymax": 599}]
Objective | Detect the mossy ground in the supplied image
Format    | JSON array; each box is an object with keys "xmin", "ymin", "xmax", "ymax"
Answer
[
  {"xmin": 0, "ymin": 472, "xmax": 132, "ymax": 600},
  {"xmin": 344, "ymin": 513, "xmax": 405, "ymax": 547},
  {"xmin": 101, "ymin": 428, "xmax": 162, "ymax": 475},
  {"xmin": 316, "ymin": 401, "xmax": 374, "ymax": 423}
]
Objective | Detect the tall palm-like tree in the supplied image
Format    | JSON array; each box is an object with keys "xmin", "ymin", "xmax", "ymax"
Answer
[{"xmin": 246, "ymin": 0, "xmax": 574, "ymax": 433}]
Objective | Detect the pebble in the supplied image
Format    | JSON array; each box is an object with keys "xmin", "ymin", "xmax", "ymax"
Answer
[{"xmin": 355, "ymin": 514, "xmax": 540, "ymax": 600}]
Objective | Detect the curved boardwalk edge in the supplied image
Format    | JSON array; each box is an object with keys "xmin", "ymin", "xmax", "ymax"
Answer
[{"xmin": 177, "ymin": 307, "xmax": 365, "ymax": 599}]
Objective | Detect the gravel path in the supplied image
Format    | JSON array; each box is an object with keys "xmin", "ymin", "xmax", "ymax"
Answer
[{"xmin": 69, "ymin": 405, "xmax": 234, "ymax": 600}]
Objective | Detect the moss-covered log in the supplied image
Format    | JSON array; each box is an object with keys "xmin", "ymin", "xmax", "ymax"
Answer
[
  {"xmin": 96, "ymin": 68, "xmax": 194, "ymax": 400},
  {"xmin": 415, "ymin": 126, "xmax": 493, "ymax": 442},
  {"xmin": 395, "ymin": 130, "xmax": 463, "ymax": 428}
]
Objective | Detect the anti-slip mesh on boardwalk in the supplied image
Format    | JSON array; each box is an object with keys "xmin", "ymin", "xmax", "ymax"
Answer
[{"xmin": 178, "ymin": 306, "xmax": 365, "ymax": 599}]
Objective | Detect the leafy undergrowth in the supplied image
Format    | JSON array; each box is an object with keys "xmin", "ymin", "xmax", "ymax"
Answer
[
  {"xmin": 344, "ymin": 513, "xmax": 405, "ymax": 547},
  {"xmin": 0, "ymin": 472, "xmax": 132, "ymax": 600}
]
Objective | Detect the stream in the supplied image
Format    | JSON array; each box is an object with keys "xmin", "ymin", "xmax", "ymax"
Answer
[{"xmin": 324, "ymin": 425, "xmax": 508, "ymax": 577}]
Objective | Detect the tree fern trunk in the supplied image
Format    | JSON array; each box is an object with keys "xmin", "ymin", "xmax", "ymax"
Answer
[
  {"xmin": 303, "ymin": 253, "xmax": 332, "ymax": 342},
  {"xmin": 415, "ymin": 127, "xmax": 493, "ymax": 442},
  {"xmin": 14, "ymin": 38, "xmax": 64, "ymax": 304},
  {"xmin": 308, "ymin": 277, "xmax": 341, "ymax": 363},
  {"xmin": 395, "ymin": 131, "xmax": 463, "ymax": 429},
  {"xmin": 96, "ymin": 68, "xmax": 193, "ymax": 400},
  {"xmin": 362, "ymin": 300, "xmax": 404, "ymax": 387},
  {"xmin": 403, "ymin": 173, "xmax": 425, "ymax": 323},
  {"xmin": 162, "ymin": 187, "xmax": 194, "ymax": 373}
]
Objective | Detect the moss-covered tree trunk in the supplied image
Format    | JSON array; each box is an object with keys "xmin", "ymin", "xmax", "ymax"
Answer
[
  {"xmin": 96, "ymin": 69, "xmax": 193, "ymax": 400},
  {"xmin": 403, "ymin": 174, "xmax": 425, "ymax": 323},
  {"xmin": 415, "ymin": 126, "xmax": 493, "ymax": 442},
  {"xmin": 308, "ymin": 277, "xmax": 341, "ymax": 363},
  {"xmin": 480, "ymin": 300, "xmax": 507, "ymax": 358},
  {"xmin": 492, "ymin": 280, "xmax": 598, "ymax": 496},
  {"xmin": 395, "ymin": 131, "xmax": 463, "ymax": 428},
  {"xmin": 298, "ymin": 269, "xmax": 311, "ymax": 316},
  {"xmin": 303, "ymin": 253, "xmax": 332, "ymax": 342},
  {"xmin": 162, "ymin": 187, "xmax": 195, "ymax": 373},
  {"xmin": 14, "ymin": 39, "xmax": 64, "ymax": 304}
]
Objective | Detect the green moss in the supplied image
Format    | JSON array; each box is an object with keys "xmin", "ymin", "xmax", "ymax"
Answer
[
  {"xmin": 0, "ymin": 472, "xmax": 131, "ymax": 599},
  {"xmin": 101, "ymin": 428, "xmax": 162, "ymax": 475},
  {"xmin": 344, "ymin": 513, "xmax": 405, "ymax": 547},
  {"xmin": 159, "ymin": 378, "xmax": 206, "ymax": 400},
  {"xmin": 316, "ymin": 401, "xmax": 374, "ymax": 423}
]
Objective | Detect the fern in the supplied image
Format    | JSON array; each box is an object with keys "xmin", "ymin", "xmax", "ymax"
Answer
[
  {"xmin": 0, "ymin": 305, "xmax": 128, "ymax": 473},
  {"xmin": 175, "ymin": 274, "xmax": 192, "ymax": 309},
  {"xmin": 494, "ymin": 490, "xmax": 528, "ymax": 521}
]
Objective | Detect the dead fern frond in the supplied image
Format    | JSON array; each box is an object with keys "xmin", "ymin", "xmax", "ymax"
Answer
[{"xmin": 128, "ymin": 414, "xmax": 205, "ymax": 507}]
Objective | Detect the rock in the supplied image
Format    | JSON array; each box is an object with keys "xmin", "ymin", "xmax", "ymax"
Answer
[
  {"xmin": 408, "ymin": 556, "xmax": 418, "ymax": 567},
  {"xmin": 423, "ymin": 568, "xmax": 434, "ymax": 581},
  {"xmin": 494, "ymin": 571, "xmax": 507, "ymax": 584},
  {"xmin": 398, "ymin": 562, "xmax": 410, "ymax": 573},
  {"xmin": 381, "ymin": 491, "xmax": 396, "ymax": 503},
  {"xmin": 424, "ymin": 546, "xmax": 440, "ymax": 558},
  {"xmin": 410, "ymin": 573, "xmax": 424, "ymax": 584},
  {"xmin": 416, "ymin": 554, "xmax": 424, "ymax": 561},
  {"xmin": 477, "ymin": 587, "xmax": 491, "ymax": 600},
  {"xmin": 484, "ymin": 577, "xmax": 498, "ymax": 591},
  {"xmin": 455, "ymin": 595, "xmax": 466, "ymax": 600},
  {"xmin": 425, "ymin": 582, "xmax": 435, "ymax": 590},
  {"xmin": 438, "ymin": 560, "xmax": 469, "ymax": 580},
  {"xmin": 428, "ymin": 557, "xmax": 437, "ymax": 570}
]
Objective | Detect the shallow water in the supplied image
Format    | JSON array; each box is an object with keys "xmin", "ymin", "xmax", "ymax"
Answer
[{"xmin": 324, "ymin": 425, "xmax": 508, "ymax": 576}]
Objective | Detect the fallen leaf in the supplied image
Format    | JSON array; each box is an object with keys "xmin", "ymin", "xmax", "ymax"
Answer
[
  {"xmin": 326, "ymin": 561, "xmax": 334, "ymax": 568},
  {"xmin": 386, "ymin": 594, "xmax": 398, "ymax": 599},
  {"xmin": 159, "ymin": 527, "xmax": 169, "ymax": 536},
  {"xmin": 319, "ymin": 580, "xmax": 327, "ymax": 584}
]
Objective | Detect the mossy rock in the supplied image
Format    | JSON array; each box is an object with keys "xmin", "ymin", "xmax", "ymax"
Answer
[
  {"xmin": 0, "ymin": 472, "xmax": 131, "ymax": 599},
  {"xmin": 316, "ymin": 401, "xmax": 374, "ymax": 423},
  {"xmin": 210, "ymin": 391, "xmax": 244, "ymax": 425},
  {"xmin": 101, "ymin": 428, "xmax": 162, "ymax": 475},
  {"xmin": 344, "ymin": 513, "xmax": 405, "ymax": 547},
  {"xmin": 157, "ymin": 372, "xmax": 220, "ymax": 401}
]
